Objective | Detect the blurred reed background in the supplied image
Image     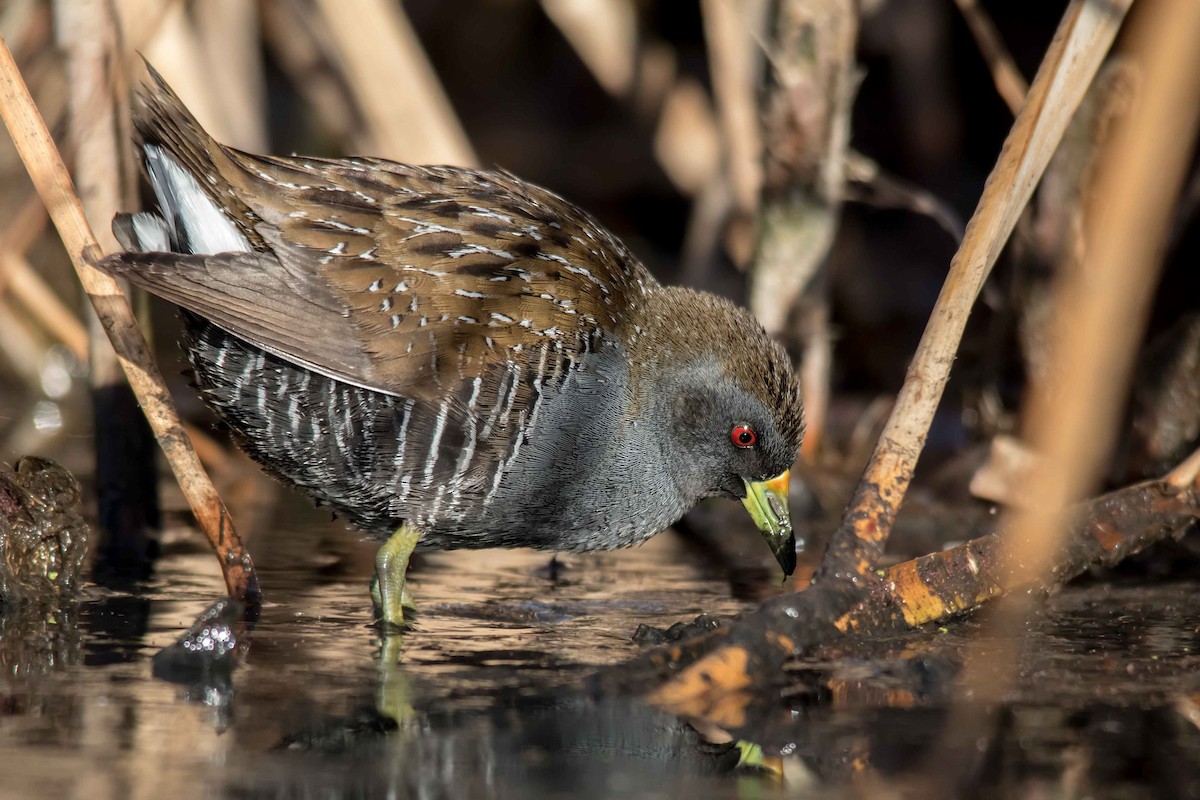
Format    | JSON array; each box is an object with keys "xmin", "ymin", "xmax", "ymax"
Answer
[{"xmin": 0, "ymin": 0, "xmax": 1198, "ymax": 556}]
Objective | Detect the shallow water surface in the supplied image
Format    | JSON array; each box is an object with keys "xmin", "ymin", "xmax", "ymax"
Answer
[{"xmin": 2, "ymin": 514, "xmax": 1200, "ymax": 799}]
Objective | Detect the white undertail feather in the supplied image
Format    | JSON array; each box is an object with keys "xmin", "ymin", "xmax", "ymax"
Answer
[
  {"xmin": 128, "ymin": 212, "xmax": 172, "ymax": 252},
  {"xmin": 143, "ymin": 145, "xmax": 252, "ymax": 255}
]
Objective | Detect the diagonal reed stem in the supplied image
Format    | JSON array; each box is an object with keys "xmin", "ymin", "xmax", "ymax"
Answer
[{"xmin": 0, "ymin": 35, "xmax": 259, "ymax": 604}]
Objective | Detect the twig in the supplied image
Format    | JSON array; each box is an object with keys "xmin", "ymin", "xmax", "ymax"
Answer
[
  {"xmin": 816, "ymin": 0, "xmax": 1133, "ymax": 587},
  {"xmin": 0, "ymin": 35, "xmax": 259, "ymax": 603},
  {"xmin": 952, "ymin": 0, "xmax": 1028, "ymax": 116},
  {"xmin": 843, "ymin": 149, "xmax": 964, "ymax": 242}
]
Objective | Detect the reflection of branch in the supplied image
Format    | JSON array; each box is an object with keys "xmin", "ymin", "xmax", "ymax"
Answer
[
  {"xmin": 953, "ymin": 0, "xmax": 1028, "ymax": 115},
  {"xmin": 0, "ymin": 38, "xmax": 259, "ymax": 603}
]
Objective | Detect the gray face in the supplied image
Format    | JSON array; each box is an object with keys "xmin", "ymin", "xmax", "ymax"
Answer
[{"xmin": 661, "ymin": 361, "xmax": 797, "ymax": 502}]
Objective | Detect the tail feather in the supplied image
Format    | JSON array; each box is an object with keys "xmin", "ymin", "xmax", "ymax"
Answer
[
  {"xmin": 113, "ymin": 211, "xmax": 172, "ymax": 252},
  {"xmin": 132, "ymin": 63, "xmax": 226, "ymax": 200},
  {"xmin": 128, "ymin": 62, "xmax": 259, "ymax": 253}
]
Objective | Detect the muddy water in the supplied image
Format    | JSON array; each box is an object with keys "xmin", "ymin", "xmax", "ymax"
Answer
[{"xmin": 2, "ymin": 508, "xmax": 1200, "ymax": 798}]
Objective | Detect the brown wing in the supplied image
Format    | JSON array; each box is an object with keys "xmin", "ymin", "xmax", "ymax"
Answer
[
  {"xmin": 112, "ymin": 64, "xmax": 657, "ymax": 399},
  {"xmin": 222, "ymin": 152, "xmax": 654, "ymax": 399},
  {"xmin": 225, "ymin": 157, "xmax": 659, "ymax": 509},
  {"xmin": 104, "ymin": 68, "xmax": 660, "ymax": 512}
]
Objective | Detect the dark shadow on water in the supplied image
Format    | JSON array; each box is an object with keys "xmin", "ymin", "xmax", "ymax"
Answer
[{"xmin": 82, "ymin": 593, "xmax": 151, "ymax": 667}]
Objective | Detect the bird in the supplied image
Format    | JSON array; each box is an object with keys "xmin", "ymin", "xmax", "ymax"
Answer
[{"xmin": 99, "ymin": 66, "xmax": 805, "ymax": 629}]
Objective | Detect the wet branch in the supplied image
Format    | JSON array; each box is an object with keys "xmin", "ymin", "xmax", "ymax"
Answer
[
  {"xmin": 594, "ymin": 448, "xmax": 1200, "ymax": 724},
  {"xmin": 0, "ymin": 36, "xmax": 259, "ymax": 603},
  {"xmin": 840, "ymin": 453, "xmax": 1200, "ymax": 633}
]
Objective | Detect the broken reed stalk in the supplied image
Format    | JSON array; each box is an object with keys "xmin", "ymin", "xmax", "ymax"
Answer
[
  {"xmin": 0, "ymin": 36, "xmax": 259, "ymax": 603},
  {"xmin": 816, "ymin": 0, "xmax": 1132, "ymax": 586},
  {"xmin": 748, "ymin": 0, "xmax": 857, "ymax": 460},
  {"xmin": 939, "ymin": 0, "xmax": 1200, "ymax": 753}
]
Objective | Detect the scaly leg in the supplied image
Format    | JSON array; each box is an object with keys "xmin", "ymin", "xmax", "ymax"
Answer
[{"xmin": 371, "ymin": 524, "xmax": 421, "ymax": 629}]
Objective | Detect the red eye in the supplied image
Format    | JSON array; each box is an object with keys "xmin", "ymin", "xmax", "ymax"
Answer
[{"xmin": 731, "ymin": 424, "xmax": 757, "ymax": 448}]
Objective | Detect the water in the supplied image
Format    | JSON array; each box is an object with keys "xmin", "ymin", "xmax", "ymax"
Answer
[{"xmin": 2, "ymin": 508, "xmax": 1200, "ymax": 798}]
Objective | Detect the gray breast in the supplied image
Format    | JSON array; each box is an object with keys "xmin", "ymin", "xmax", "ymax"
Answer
[{"xmin": 440, "ymin": 341, "xmax": 692, "ymax": 553}]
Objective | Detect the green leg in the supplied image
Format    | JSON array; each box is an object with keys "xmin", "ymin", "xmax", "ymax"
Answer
[{"xmin": 371, "ymin": 524, "xmax": 421, "ymax": 630}]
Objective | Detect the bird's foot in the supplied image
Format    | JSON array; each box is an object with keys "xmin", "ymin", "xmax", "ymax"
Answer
[
  {"xmin": 370, "ymin": 576, "xmax": 418, "ymax": 633},
  {"xmin": 372, "ymin": 524, "xmax": 422, "ymax": 631}
]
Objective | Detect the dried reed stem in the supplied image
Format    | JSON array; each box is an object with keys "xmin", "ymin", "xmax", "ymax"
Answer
[
  {"xmin": 0, "ymin": 35, "xmax": 259, "ymax": 603},
  {"xmin": 817, "ymin": 0, "xmax": 1133, "ymax": 585},
  {"xmin": 952, "ymin": 0, "xmax": 1200, "ymax": 703}
]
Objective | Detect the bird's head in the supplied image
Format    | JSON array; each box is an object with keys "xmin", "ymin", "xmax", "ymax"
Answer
[{"xmin": 631, "ymin": 288, "xmax": 805, "ymax": 576}]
